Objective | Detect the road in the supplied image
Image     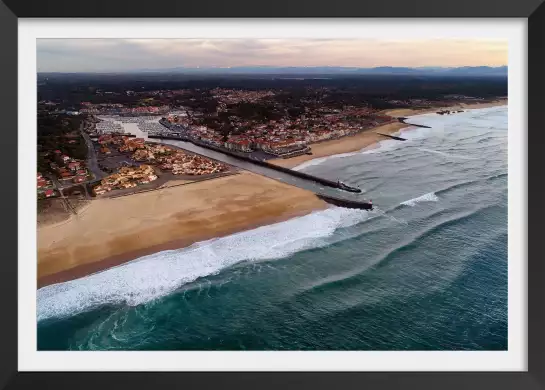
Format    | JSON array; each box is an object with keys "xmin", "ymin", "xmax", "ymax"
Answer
[
  {"xmin": 80, "ymin": 122, "xmax": 107, "ymax": 181},
  {"xmin": 43, "ymin": 122, "xmax": 107, "ymax": 199},
  {"xmin": 46, "ymin": 175, "xmax": 78, "ymax": 213}
]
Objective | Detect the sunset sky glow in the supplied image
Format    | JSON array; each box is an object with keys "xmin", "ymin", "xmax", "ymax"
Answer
[{"xmin": 37, "ymin": 38, "xmax": 508, "ymax": 72}]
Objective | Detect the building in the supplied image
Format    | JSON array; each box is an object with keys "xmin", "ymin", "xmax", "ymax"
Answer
[
  {"xmin": 224, "ymin": 140, "xmax": 253, "ymax": 153},
  {"xmin": 67, "ymin": 162, "xmax": 81, "ymax": 171},
  {"xmin": 37, "ymin": 175, "xmax": 48, "ymax": 189}
]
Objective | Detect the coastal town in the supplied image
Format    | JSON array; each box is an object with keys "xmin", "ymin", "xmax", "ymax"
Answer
[
  {"xmin": 37, "ymin": 83, "xmax": 506, "ymax": 204},
  {"xmin": 158, "ymin": 105, "xmax": 394, "ymax": 158},
  {"xmin": 60, "ymin": 87, "xmax": 404, "ymax": 161},
  {"xmin": 37, "ymin": 110, "xmax": 232, "ymax": 201},
  {"xmin": 92, "ymin": 134, "xmax": 229, "ymax": 195},
  {"xmin": 37, "ymin": 113, "xmax": 93, "ymax": 199}
]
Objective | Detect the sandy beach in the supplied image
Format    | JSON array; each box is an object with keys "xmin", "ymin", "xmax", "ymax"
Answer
[
  {"xmin": 38, "ymin": 172, "xmax": 328, "ymax": 287},
  {"xmin": 381, "ymin": 98, "xmax": 507, "ymax": 118},
  {"xmin": 269, "ymin": 99, "xmax": 507, "ymax": 169},
  {"xmin": 37, "ymin": 100, "xmax": 507, "ymax": 287},
  {"xmin": 269, "ymin": 121, "xmax": 407, "ymax": 169}
]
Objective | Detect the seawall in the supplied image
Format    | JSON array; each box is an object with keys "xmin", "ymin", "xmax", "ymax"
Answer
[{"xmin": 149, "ymin": 134, "xmax": 362, "ymax": 193}]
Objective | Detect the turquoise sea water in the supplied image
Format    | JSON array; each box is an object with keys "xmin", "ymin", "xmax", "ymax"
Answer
[{"xmin": 37, "ymin": 106, "xmax": 508, "ymax": 350}]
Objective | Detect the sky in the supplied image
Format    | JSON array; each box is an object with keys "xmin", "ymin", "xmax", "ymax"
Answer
[{"xmin": 36, "ymin": 38, "xmax": 508, "ymax": 73}]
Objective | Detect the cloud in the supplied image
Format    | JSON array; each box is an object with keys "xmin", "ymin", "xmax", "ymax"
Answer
[{"xmin": 36, "ymin": 38, "xmax": 508, "ymax": 72}]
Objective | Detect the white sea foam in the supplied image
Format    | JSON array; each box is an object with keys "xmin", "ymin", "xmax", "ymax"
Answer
[
  {"xmin": 293, "ymin": 137, "xmax": 405, "ymax": 171},
  {"xmin": 403, "ymin": 105, "xmax": 507, "ymax": 129},
  {"xmin": 359, "ymin": 139, "xmax": 402, "ymax": 155},
  {"xmin": 37, "ymin": 206, "xmax": 374, "ymax": 321},
  {"xmin": 291, "ymin": 120, "xmax": 447, "ymax": 171},
  {"xmin": 397, "ymin": 126, "xmax": 435, "ymax": 140},
  {"xmin": 293, "ymin": 151, "xmax": 359, "ymax": 171},
  {"xmin": 292, "ymin": 109, "xmax": 491, "ymax": 172},
  {"xmin": 401, "ymin": 192, "xmax": 439, "ymax": 207},
  {"xmin": 418, "ymin": 148, "xmax": 477, "ymax": 160}
]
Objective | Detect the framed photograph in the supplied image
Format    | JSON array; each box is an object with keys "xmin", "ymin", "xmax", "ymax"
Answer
[{"xmin": 0, "ymin": 0, "xmax": 542, "ymax": 388}]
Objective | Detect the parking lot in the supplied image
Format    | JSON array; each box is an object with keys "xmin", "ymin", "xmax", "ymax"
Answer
[{"xmin": 95, "ymin": 144, "xmax": 141, "ymax": 173}]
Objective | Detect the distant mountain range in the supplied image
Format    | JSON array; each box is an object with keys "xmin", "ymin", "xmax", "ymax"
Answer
[{"xmin": 124, "ymin": 65, "xmax": 508, "ymax": 76}]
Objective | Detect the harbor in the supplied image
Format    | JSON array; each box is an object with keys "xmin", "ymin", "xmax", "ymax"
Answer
[{"xmin": 150, "ymin": 133, "xmax": 374, "ymax": 209}]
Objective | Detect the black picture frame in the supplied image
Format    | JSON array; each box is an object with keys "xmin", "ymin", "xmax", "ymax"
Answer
[{"xmin": 1, "ymin": 0, "xmax": 542, "ymax": 388}]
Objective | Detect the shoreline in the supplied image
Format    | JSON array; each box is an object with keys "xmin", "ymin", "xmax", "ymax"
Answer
[
  {"xmin": 38, "ymin": 172, "xmax": 328, "ymax": 288},
  {"xmin": 269, "ymin": 99, "xmax": 507, "ymax": 169},
  {"xmin": 37, "ymin": 101, "xmax": 507, "ymax": 288},
  {"xmin": 380, "ymin": 98, "xmax": 507, "ymax": 118},
  {"xmin": 269, "ymin": 121, "xmax": 408, "ymax": 169},
  {"xmin": 38, "ymin": 205, "xmax": 320, "ymax": 289}
]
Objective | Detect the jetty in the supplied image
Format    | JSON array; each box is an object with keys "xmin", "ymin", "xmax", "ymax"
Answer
[
  {"xmin": 316, "ymin": 194, "xmax": 373, "ymax": 210},
  {"xmin": 376, "ymin": 133, "xmax": 407, "ymax": 141},
  {"xmin": 150, "ymin": 134, "xmax": 362, "ymax": 194},
  {"xmin": 397, "ymin": 117, "xmax": 431, "ymax": 128},
  {"xmin": 437, "ymin": 109, "xmax": 464, "ymax": 115}
]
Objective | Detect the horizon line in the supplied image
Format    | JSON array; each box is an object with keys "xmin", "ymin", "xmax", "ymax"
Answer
[{"xmin": 37, "ymin": 64, "xmax": 509, "ymax": 74}]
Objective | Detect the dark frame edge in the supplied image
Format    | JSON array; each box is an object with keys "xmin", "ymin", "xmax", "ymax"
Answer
[
  {"xmin": 1, "ymin": 0, "xmax": 545, "ymax": 17},
  {"xmin": 0, "ymin": 0, "xmax": 18, "ymax": 389},
  {"xmin": 2, "ymin": 372, "xmax": 545, "ymax": 390},
  {"xmin": 528, "ymin": 1, "xmax": 545, "ymax": 389},
  {"xmin": 0, "ymin": 1, "xmax": 542, "ymax": 390}
]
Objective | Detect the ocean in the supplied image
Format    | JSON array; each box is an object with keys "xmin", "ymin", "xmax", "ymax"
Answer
[{"xmin": 37, "ymin": 106, "xmax": 508, "ymax": 350}]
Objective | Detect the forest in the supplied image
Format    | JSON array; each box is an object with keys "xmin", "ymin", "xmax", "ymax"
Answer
[{"xmin": 37, "ymin": 113, "xmax": 87, "ymax": 173}]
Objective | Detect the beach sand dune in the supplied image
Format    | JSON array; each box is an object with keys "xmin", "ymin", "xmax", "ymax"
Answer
[{"xmin": 38, "ymin": 172, "xmax": 327, "ymax": 286}]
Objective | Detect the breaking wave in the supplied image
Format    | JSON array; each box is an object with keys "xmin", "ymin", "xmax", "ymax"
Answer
[
  {"xmin": 37, "ymin": 104, "xmax": 508, "ymax": 351},
  {"xmin": 293, "ymin": 136, "xmax": 408, "ymax": 171},
  {"xmin": 418, "ymin": 148, "xmax": 477, "ymax": 160},
  {"xmin": 37, "ymin": 206, "xmax": 374, "ymax": 322},
  {"xmin": 293, "ymin": 151, "xmax": 360, "ymax": 171},
  {"xmin": 400, "ymin": 192, "xmax": 439, "ymax": 207}
]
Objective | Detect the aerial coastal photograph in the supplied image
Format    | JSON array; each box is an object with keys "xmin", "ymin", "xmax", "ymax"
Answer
[{"xmin": 36, "ymin": 38, "xmax": 508, "ymax": 351}]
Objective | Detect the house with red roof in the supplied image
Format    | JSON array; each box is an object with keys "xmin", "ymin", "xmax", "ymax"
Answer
[
  {"xmin": 67, "ymin": 162, "xmax": 81, "ymax": 171},
  {"xmin": 37, "ymin": 178, "xmax": 47, "ymax": 188}
]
